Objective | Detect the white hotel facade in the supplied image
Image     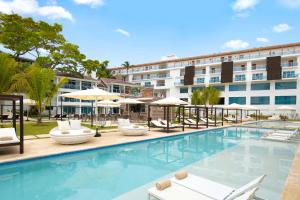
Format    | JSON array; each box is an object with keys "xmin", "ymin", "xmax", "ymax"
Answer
[{"xmin": 111, "ymin": 42, "xmax": 300, "ymax": 114}]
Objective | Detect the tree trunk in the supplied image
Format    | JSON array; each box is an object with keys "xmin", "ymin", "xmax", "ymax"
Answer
[{"xmin": 37, "ymin": 104, "xmax": 42, "ymax": 124}]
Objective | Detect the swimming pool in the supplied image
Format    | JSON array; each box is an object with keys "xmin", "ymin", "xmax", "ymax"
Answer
[{"xmin": 0, "ymin": 127, "xmax": 298, "ymax": 200}]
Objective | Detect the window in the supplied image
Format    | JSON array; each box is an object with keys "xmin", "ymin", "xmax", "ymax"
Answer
[
  {"xmin": 202, "ymin": 69, "xmax": 206, "ymax": 74},
  {"xmin": 251, "ymin": 83, "xmax": 270, "ymax": 90},
  {"xmin": 211, "ymin": 68, "xmax": 215, "ymax": 73},
  {"xmin": 251, "ymin": 64, "xmax": 257, "ymax": 70},
  {"xmin": 144, "ymin": 82, "xmax": 152, "ymax": 87},
  {"xmin": 81, "ymin": 107, "xmax": 92, "ymax": 114},
  {"xmin": 63, "ymin": 106, "xmax": 76, "ymax": 114},
  {"xmin": 180, "ymin": 69, "xmax": 185, "ymax": 76},
  {"xmin": 275, "ymin": 96, "xmax": 296, "ymax": 105},
  {"xmin": 275, "ymin": 81, "xmax": 297, "ymax": 89},
  {"xmin": 180, "ymin": 87, "xmax": 189, "ymax": 93},
  {"xmin": 63, "ymin": 80, "xmax": 80, "ymax": 89},
  {"xmin": 113, "ymin": 85, "xmax": 120, "ymax": 93},
  {"xmin": 251, "ymin": 96, "xmax": 270, "ymax": 105},
  {"xmin": 196, "ymin": 78, "xmax": 205, "ymax": 83},
  {"xmin": 82, "ymin": 81, "xmax": 92, "ymax": 90},
  {"xmin": 235, "ymin": 75, "xmax": 246, "ymax": 81},
  {"xmin": 156, "ymin": 80, "xmax": 165, "ymax": 87},
  {"xmin": 229, "ymin": 97, "xmax": 246, "ymax": 105},
  {"xmin": 192, "ymin": 86, "xmax": 204, "ymax": 92},
  {"xmin": 212, "ymin": 85, "xmax": 225, "ymax": 91},
  {"xmin": 283, "ymin": 71, "xmax": 297, "ymax": 78},
  {"xmin": 210, "ymin": 77, "xmax": 220, "ymax": 83},
  {"xmin": 229, "ymin": 84, "xmax": 246, "ymax": 91},
  {"xmin": 252, "ymin": 73, "xmax": 264, "ymax": 80},
  {"xmin": 218, "ymin": 97, "xmax": 225, "ymax": 105}
]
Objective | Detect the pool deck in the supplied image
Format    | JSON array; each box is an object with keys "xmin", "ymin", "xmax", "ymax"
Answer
[
  {"xmin": 281, "ymin": 145, "xmax": 300, "ymax": 200},
  {"xmin": 0, "ymin": 126, "xmax": 219, "ymax": 164}
]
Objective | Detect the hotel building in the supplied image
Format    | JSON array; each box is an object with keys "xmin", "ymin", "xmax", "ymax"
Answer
[{"xmin": 110, "ymin": 42, "xmax": 300, "ymax": 114}]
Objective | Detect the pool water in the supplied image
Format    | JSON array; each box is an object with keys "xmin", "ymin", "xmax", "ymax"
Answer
[
  {"xmin": 246, "ymin": 120, "xmax": 300, "ymax": 130},
  {"xmin": 0, "ymin": 127, "xmax": 298, "ymax": 200}
]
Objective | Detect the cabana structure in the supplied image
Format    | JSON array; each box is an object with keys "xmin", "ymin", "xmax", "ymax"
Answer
[
  {"xmin": 148, "ymin": 97, "xmax": 188, "ymax": 133},
  {"xmin": 0, "ymin": 95, "xmax": 24, "ymax": 154},
  {"xmin": 179, "ymin": 105, "xmax": 224, "ymax": 128}
]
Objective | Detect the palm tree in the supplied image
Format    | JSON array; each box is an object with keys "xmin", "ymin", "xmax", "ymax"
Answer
[
  {"xmin": 0, "ymin": 53, "xmax": 17, "ymax": 94},
  {"xmin": 121, "ymin": 61, "xmax": 132, "ymax": 81},
  {"xmin": 10, "ymin": 64, "xmax": 68, "ymax": 123},
  {"xmin": 205, "ymin": 86, "xmax": 221, "ymax": 115}
]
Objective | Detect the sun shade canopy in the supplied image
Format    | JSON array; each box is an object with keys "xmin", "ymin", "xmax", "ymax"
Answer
[
  {"xmin": 151, "ymin": 97, "xmax": 188, "ymax": 105},
  {"xmin": 60, "ymin": 88, "xmax": 120, "ymax": 101}
]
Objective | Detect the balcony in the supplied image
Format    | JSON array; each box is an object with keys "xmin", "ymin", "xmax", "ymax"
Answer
[
  {"xmin": 144, "ymin": 84, "xmax": 154, "ymax": 88},
  {"xmin": 156, "ymin": 83, "xmax": 166, "ymax": 87},
  {"xmin": 174, "ymin": 82, "xmax": 184, "ymax": 86},
  {"xmin": 62, "ymin": 84, "xmax": 80, "ymax": 90},
  {"xmin": 210, "ymin": 77, "xmax": 220, "ymax": 83},
  {"xmin": 194, "ymin": 78, "xmax": 205, "ymax": 84},
  {"xmin": 234, "ymin": 75, "xmax": 246, "ymax": 82},
  {"xmin": 210, "ymin": 69, "xmax": 221, "ymax": 74},
  {"xmin": 233, "ymin": 67, "xmax": 246, "ymax": 72},
  {"xmin": 282, "ymin": 62, "xmax": 298, "ymax": 68},
  {"xmin": 153, "ymin": 74, "xmax": 170, "ymax": 79},
  {"xmin": 251, "ymin": 65, "xmax": 266, "ymax": 71},
  {"xmin": 252, "ymin": 73, "xmax": 267, "ymax": 81},
  {"xmin": 282, "ymin": 71, "xmax": 299, "ymax": 79}
]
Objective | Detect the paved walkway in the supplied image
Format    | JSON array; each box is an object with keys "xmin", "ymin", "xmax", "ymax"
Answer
[{"xmin": 281, "ymin": 146, "xmax": 300, "ymax": 200}]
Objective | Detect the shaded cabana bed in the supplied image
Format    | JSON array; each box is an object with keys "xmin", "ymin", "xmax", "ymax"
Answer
[{"xmin": 0, "ymin": 95, "xmax": 24, "ymax": 154}]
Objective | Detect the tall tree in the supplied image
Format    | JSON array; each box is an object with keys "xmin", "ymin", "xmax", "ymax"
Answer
[
  {"xmin": 10, "ymin": 64, "xmax": 68, "ymax": 123},
  {"xmin": 0, "ymin": 13, "xmax": 106, "ymax": 76},
  {"xmin": 204, "ymin": 86, "xmax": 221, "ymax": 115},
  {"xmin": 0, "ymin": 53, "xmax": 17, "ymax": 94},
  {"xmin": 121, "ymin": 61, "xmax": 132, "ymax": 81}
]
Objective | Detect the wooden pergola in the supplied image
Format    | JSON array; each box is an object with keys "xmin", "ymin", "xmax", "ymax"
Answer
[
  {"xmin": 0, "ymin": 95, "xmax": 24, "ymax": 154},
  {"xmin": 147, "ymin": 104, "xmax": 186, "ymax": 133},
  {"xmin": 179, "ymin": 106, "xmax": 224, "ymax": 128}
]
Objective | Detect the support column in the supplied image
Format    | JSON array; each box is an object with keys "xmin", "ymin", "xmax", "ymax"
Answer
[
  {"xmin": 166, "ymin": 106, "xmax": 170, "ymax": 133},
  {"xmin": 206, "ymin": 107, "xmax": 209, "ymax": 128}
]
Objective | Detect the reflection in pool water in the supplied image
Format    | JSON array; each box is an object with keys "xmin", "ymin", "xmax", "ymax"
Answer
[{"xmin": 0, "ymin": 127, "xmax": 297, "ymax": 200}]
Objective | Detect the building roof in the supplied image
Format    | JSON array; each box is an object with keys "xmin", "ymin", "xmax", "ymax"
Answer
[
  {"xmin": 56, "ymin": 71, "xmax": 98, "ymax": 81},
  {"xmin": 110, "ymin": 42, "xmax": 300, "ymax": 69},
  {"xmin": 99, "ymin": 78, "xmax": 140, "ymax": 87}
]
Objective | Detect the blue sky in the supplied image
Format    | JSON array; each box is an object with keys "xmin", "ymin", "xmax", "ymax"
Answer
[{"xmin": 1, "ymin": 0, "xmax": 300, "ymax": 66}]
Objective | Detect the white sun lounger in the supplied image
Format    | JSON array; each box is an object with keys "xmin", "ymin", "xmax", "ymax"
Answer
[
  {"xmin": 0, "ymin": 128, "xmax": 20, "ymax": 145},
  {"xmin": 184, "ymin": 119, "xmax": 196, "ymax": 125},
  {"xmin": 200, "ymin": 118, "xmax": 222, "ymax": 125},
  {"xmin": 160, "ymin": 120, "xmax": 183, "ymax": 128},
  {"xmin": 148, "ymin": 182, "xmax": 259, "ymax": 200},
  {"xmin": 171, "ymin": 173, "xmax": 265, "ymax": 200},
  {"xmin": 261, "ymin": 130, "xmax": 298, "ymax": 142},
  {"xmin": 118, "ymin": 119, "xmax": 148, "ymax": 136},
  {"xmin": 224, "ymin": 117, "xmax": 237, "ymax": 122},
  {"xmin": 148, "ymin": 182, "xmax": 212, "ymax": 200},
  {"xmin": 151, "ymin": 120, "xmax": 178, "ymax": 129}
]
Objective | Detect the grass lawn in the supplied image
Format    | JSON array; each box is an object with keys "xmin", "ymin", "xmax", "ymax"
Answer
[{"xmin": 1, "ymin": 122, "xmax": 117, "ymax": 136}]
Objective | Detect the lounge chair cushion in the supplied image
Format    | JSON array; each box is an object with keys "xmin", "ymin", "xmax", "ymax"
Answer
[
  {"xmin": 70, "ymin": 120, "xmax": 81, "ymax": 130},
  {"xmin": 225, "ymin": 175, "xmax": 266, "ymax": 200},
  {"xmin": 57, "ymin": 121, "xmax": 71, "ymax": 131},
  {"xmin": 171, "ymin": 174, "xmax": 234, "ymax": 200},
  {"xmin": 0, "ymin": 128, "xmax": 19, "ymax": 144},
  {"xmin": 148, "ymin": 183, "xmax": 212, "ymax": 200}
]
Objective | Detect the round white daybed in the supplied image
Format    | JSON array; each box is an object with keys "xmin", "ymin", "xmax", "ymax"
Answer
[
  {"xmin": 118, "ymin": 119, "xmax": 148, "ymax": 136},
  {"xmin": 50, "ymin": 127, "xmax": 96, "ymax": 144},
  {"xmin": 119, "ymin": 126, "xmax": 148, "ymax": 136}
]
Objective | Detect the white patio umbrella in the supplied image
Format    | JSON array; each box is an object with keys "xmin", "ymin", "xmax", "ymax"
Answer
[
  {"xmin": 151, "ymin": 97, "xmax": 188, "ymax": 105},
  {"xmin": 118, "ymin": 98, "xmax": 144, "ymax": 118},
  {"xmin": 61, "ymin": 88, "xmax": 120, "ymax": 137},
  {"xmin": 223, "ymin": 103, "xmax": 244, "ymax": 109},
  {"xmin": 17, "ymin": 99, "xmax": 36, "ymax": 121},
  {"xmin": 276, "ymin": 105, "xmax": 296, "ymax": 111}
]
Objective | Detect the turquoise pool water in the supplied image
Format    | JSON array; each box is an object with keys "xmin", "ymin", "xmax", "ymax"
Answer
[{"xmin": 0, "ymin": 127, "xmax": 297, "ymax": 200}]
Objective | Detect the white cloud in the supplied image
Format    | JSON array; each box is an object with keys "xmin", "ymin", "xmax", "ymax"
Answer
[
  {"xmin": 279, "ymin": 0, "xmax": 300, "ymax": 8},
  {"xmin": 232, "ymin": 0, "xmax": 260, "ymax": 12},
  {"xmin": 256, "ymin": 37, "xmax": 269, "ymax": 42},
  {"xmin": 115, "ymin": 28, "xmax": 130, "ymax": 37},
  {"xmin": 223, "ymin": 40, "xmax": 250, "ymax": 50},
  {"xmin": 73, "ymin": 0, "xmax": 104, "ymax": 7},
  {"xmin": 273, "ymin": 23, "xmax": 292, "ymax": 32},
  {"xmin": 0, "ymin": 0, "xmax": 73, "ymax": 21}
]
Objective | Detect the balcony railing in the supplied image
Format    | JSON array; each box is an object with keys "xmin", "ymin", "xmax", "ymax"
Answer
[
  {"xmin": 174, "ymin": 82, "xmax": 184, "ymax": 86},
  {"xmin": 282, "ymin": 72, "xmax": 299, "ymax": 79},
  {"xmin": 62, "ymin": 84, "xmax": 80, "ymax": 90},
  {"xmin": 282, "ymin": 62, "xmax": 298, "ymax": 68},
  {"xmin": 252, "ymin": 74, "xmax": 267, "ymax": 80},
  {"xmin": 234, "ymin": 76, "xmax": 246, "ymax": 82},
  {"xmin": 210, "ymin": 78, "xmax": 220, "ymax": 83},
  {"xmin": 210, "ymin": 69, "xmax": 221, "ymax": 74},
  {"xmin": 252, "ymin": 65, "xmax": 266, "ymax": 71},
  {"xmin": 144, "ymin": 84, "xmax": 154, "ymax": 88},
  {"xmin": 156, "ymin": 83, "xmax": 166, "ymax": 87},
  {"xmin": 233, "ymin": 67, "xmax": 246, "ymax": 72}
]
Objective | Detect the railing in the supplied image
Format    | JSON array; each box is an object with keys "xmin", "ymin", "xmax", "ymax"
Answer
[
  {"xmin": 144, "ymin": 84, "xmax": 154, "ymax": 88},
  {"xmin": 233, "ymin": 67, "xmax": 246, "ymax": 72},
  {"xmin": 156, "ymin": 83, "xmax": 166, "ymax": 87},
  {"xmin": 62, "ymin": 84, "xmax": 80, "ymax": 90},
  {"xmin": 282, "ymin": 62, "xmax": 298, "ymax": 68},
  {"xmin": 194, "ymin": 78, "xmax": 205, "ymax": 84},
  {"xmin": 234, "ymin": 76, "xmax": 246, "ymax": 81},
  {"xmin": 114, "ymin": 49, "xmax": 300, "ymax": 75},
  {"xmin": 282, "ymin": 72, "xmax": 299, "ymax": 79},
  {"xmin": 174, "ymin": 82, "xmax": 184, "ymax": 86},
  {"xmin": 252, "ymin": 74, "xmax": 267, "ymax": 80},
  {"xmin": 210, "ymin": 69, "xmax": 222, "ymax": 74},
  {"xmin": 252, "ymin": 65, "xmax": 266, "ymax": 70},
  {"xmin": 210, "ymin": 78, "xmax": 220, "ymax": 83}
]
